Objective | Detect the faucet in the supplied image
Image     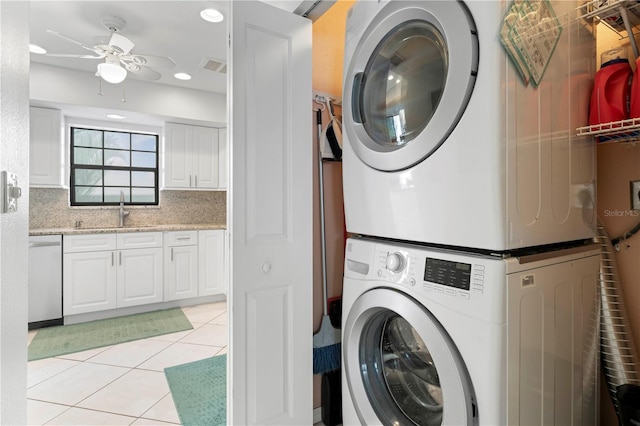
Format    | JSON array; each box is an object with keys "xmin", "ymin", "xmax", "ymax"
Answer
[{"xmin": 119, "ymin": 191, "xmax": 130, "ymax": 227}]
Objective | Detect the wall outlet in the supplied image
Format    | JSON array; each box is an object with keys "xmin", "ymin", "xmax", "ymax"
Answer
[{"xmin": 631, "ymin": 181, "xmax": 640, "ymax": 210}]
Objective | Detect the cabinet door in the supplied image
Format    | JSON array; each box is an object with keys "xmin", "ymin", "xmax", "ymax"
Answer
[
  {"xmin": 164, "ymin": 245, "xmax": 198, "ymax": 300},
  {"xmin": 30, "ymin": 106, "xmax": 63, "ymax": 187},
  {"xmin": 218, "ymin": 128, "xmax": 228, "ymax": 189},
  {"xmin": 193, "ymin": 125, "xmax": 219, "ymax": 188},
  {"xmin": 198, "ymin": 230, "xmax": 225, "ymax": 296},
  {"xmin": 117, "ymin": 248, "xmax": 163, "ymax": 307},
  {"xmin": 63, "ymin": 251, "xmax": 116, "ymax": 315},
  {"xmin": 164, "ymin": 122, "xmax": 192, "ymax": 188}
]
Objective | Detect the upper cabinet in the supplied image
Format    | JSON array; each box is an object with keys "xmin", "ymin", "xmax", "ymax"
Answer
[
  {"xmin": 30, "ymin": 106, "xmax": 64, "ymax": 188},
  {"xmin": 164, "ymin": 122, "xmax": 227, "ymax": 190},
  {"xmin": 218, "ymin": 128, "xmax": 228, "ymax": 190}
]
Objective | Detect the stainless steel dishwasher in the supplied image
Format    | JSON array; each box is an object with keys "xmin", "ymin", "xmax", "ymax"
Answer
[{"xmin": 28, "ymin": 234, "xmax": 63, "ymax": 329}]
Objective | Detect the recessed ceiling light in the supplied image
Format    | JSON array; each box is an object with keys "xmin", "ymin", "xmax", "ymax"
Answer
[
  {"xmin": 200, "ymin": 8, "xmax": 224, "ymax": 23},
  {"xmin": 106, "ymin": 113, "xmax": 126, "ymax": 120},
  {"xmin": 29, "ymin": 44, "xmax": 47, "ymax": 54},
  {"xmin": 174, "ymin": 72, "xmax": 192, "ymax": 81}
]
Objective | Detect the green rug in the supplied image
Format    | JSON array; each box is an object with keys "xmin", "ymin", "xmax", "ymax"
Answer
[
  {"xmin": 165, "ymin": 354, "xmax": 227, "ymax": 426},
  {"xmin": 28, "ymin": 308, "xmax": 193, "ymax": 361}
]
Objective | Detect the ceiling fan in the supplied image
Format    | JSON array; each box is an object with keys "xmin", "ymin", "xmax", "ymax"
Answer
[{"xmin": 44, "ymin": 16, "xmax": 176, "ymax": 84}]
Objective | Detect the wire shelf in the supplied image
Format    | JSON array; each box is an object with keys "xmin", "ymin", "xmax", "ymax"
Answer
[
  {"xmin": 577, "ymin": 0, "xmax": 640, "ymax": 55},
  {"xmin": 577, "ymin": 118, "xmax": 640, "ymax": 143}
]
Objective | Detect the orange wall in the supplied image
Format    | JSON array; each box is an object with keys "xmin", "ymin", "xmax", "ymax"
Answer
[{"xmin": 311, "ymin": 0, "xmax": 355, "ymax": 410}]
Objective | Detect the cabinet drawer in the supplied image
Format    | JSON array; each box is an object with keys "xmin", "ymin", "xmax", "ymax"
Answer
[
  {"xmin": 117, "ymin": 232, "xmax": 163, "ymax": 249},
  {"xmin": 165, "ymin": 230, "xmax": 198, "ymax": 246},
  {"xmin": 64, "ymin": 234, "xmax": 117, "ymax": 253}
]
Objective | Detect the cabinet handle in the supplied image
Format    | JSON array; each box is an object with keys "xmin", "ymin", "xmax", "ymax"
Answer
[
  {"xmin": 119, "ymin": 251, "xmax": 122, "ymax": 265},
  {"xmin": 195, "ymin": 175, "xmax": 198, "ymax": 187},
  {"xmin": 112, "ymin": 252, "xmax": 115, "ymax": 266},
  {"xmin": 171, "ymin": 247, "xmax": 174, "ymax": 261},
  {"xmin": 189, "ymin": 175, "xmax": 192, "ymax": 187},
  {"xmin": 176, "ymin": 236, "xmax": 191, "ymax": 241}
]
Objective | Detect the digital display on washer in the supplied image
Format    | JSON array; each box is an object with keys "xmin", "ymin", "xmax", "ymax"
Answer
[{"xmin": 424, "ymin": 258, "xmax": 471, "ymax": 290}]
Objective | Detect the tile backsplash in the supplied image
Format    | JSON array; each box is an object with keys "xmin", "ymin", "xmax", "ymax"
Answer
[{"xmin": 30, "ymin": 188, "xmax": 226, "ymax": 229}]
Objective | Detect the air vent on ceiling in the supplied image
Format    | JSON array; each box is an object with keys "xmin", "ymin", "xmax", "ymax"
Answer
[{"xmin": 200, "ymin": 57, "xmax": 227, "ymax": 73}]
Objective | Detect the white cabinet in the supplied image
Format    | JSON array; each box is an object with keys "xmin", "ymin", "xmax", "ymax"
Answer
[
  {"xmin": 116, "ymin": 233, "xmax": 164, "ymax": 308},
  {"xmin": 164, "ymin": 123, "xmax": 220, "ymax": 189},
  {"xmin": 164, "ymin": 231, "xmax": 199, "ymax": 300},
  {"xmin": 30, "ymin": 106, "xmax": 64, "ymax": 187},
  {"xmin": 218, "ymin": 128, "xmax": 228, "ymax": 189},
  {"xmin": 63, "ymin": 250, "xmax": 117, "ymax": 315},
  {"xmin": 63, "ymin": 232, "xmax": 163, "ymax": 315},
  {"xmin": 198, "ymin": 230, "xmax": 226, "ymax": 296}
]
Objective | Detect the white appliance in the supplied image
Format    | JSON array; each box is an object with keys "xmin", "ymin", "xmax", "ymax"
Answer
[
  {"xmin": 342, "ymin": 237, "xmax": 600, "ymax": 425},
  {"xmin": 28, "ymin": 235, "xmax": 63, "ymax": 328},
  {"xmin": 342, "ymin": 0, "xmax": 596, "ymax": 251}
]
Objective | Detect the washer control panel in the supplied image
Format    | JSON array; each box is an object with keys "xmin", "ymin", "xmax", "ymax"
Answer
[{"xmin": 371, "ymin": 245, "xmax": 488, "ymax": 300}]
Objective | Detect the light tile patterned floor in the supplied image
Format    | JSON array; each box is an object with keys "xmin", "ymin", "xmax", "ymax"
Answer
[{"xmin": 27, "ymin": 301, "xmax": 227, "ymax": 426}]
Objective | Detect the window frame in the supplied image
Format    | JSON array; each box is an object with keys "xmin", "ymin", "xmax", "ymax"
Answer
[{"xmin": 69, "ymin": 126, "xmax": 160, "ymax": 207}]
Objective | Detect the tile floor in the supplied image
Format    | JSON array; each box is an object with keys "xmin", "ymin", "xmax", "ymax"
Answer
[{"xmin": 27, "ymin": 301, "xmax": 228, "ymax": 426}]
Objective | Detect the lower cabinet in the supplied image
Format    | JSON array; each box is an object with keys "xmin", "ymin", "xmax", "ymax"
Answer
[
  {"xmin": 199, "ymin": 230, "xmax": 226, "ymax": 296},
  {"xmin": 164, "ymin": 231, "xmax": 199, "ymax": 301},
  {"xmin": 64, "ymin": 232, "xmax": 163, "ymax": 316},
  {"xmin": 63, "ymin": 229, "xmax": 227, "ymax": 316},
  {"xmin": 63, "ymin": 250, "xmax": 118, "ymax": 315},
  {"xmin": 165, "ymin": 230, "xmax": 227, "ymax": 301},
  {"xmin": 117, "ymin": 247, "xmax": 164, "ymax": 308}
]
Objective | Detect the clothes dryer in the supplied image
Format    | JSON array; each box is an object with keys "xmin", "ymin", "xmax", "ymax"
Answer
[
  {"xmin": 342, "ymin": 0, "xmax": 596, "ymax": 251},
  {"xmin": 342, "ymin": 237, "xmax": 600, "ymax": 425}
]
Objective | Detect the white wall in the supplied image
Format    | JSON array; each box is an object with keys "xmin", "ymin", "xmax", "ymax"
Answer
[
  {"xmin": 30, "ymin": 62, "xmax": 227, "ymax": 126},
  {"xmin": 0, "ymin": 1, "xmax": 30, "ymax": 424}
]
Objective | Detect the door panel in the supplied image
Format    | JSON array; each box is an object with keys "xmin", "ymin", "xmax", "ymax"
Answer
[{"xmin": 229, "ymin": 2, "xmax": 312, "ymax": 424}]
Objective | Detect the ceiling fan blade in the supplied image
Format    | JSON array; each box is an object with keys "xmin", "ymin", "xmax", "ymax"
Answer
[
  {"xmin": 127, "ymin": 65, "xmax": 162, "ymax": 82},
  {"xmin": 45, "ymin": 53, "xmax": 105, "ymax": 59},
  {"xmin": 46, "ymin": 30, "xmax": 100, "ymax": 54},
  {"xmin": 124, "ymin": 54, "xmax": 176, "ymax": 69}
]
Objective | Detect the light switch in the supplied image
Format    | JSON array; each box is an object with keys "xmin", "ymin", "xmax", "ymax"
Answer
[
  {"xmin": 631, "ymin": 180, "xmax": 640, "ymax": 210},
  {"xmin": 1, "ymin": 171, "xmax": 22, "ymax": 213}
]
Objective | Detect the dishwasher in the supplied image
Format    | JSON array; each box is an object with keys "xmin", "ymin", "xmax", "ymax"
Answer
[{"xmin": 28, "ymin": 235, "xmax": 63, "ymax": 329}]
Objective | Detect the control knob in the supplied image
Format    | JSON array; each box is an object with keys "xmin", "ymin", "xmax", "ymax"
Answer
[{"xmin": 386, "ymin": 252, "xmax": 406, "ymax": 273}]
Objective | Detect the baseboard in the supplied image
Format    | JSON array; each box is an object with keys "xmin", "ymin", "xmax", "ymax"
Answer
[{"xmin": 313, "ymin": 406, "xmax": 322, "ymax": 425}]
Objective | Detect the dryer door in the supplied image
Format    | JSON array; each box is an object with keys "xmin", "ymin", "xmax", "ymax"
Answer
[
  {"xmin": 343, "ymin": 287, "xmax": 477, "ymax": 425},
  {"xmin": 344, "ymin": 1, "xmax": 478, "ymax": 171}
]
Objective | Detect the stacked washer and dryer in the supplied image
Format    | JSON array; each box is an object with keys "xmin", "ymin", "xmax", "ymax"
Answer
[{"xmin": 340, "ymin": 1, "xmax": 600, "ymax": 425}]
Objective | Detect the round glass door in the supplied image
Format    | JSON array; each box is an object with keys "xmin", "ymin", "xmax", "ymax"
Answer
[
  {"xmin": 344, "ymin": 1, "xmax": 478, "ymax": 171},
  {"xmin": 343, "ymin": 288, "xmax": 476, "ymax": 425},
  {"xmin": 360, "ymin": 311, "xmax": 443, "ymax": 425},
  {"xmin": 360, "ymin": 20, "xmax": 447, "ymax": 150}
]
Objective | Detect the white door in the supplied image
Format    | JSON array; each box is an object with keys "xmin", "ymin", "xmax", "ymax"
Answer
[{"xmin": 229, "ymin": 2, "xmax": 312, "ymax": 425}]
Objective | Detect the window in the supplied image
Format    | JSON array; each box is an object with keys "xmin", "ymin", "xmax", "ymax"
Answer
[{"xmin": 70, "ymin": 127, "xmax": 159, "ymax": 206}]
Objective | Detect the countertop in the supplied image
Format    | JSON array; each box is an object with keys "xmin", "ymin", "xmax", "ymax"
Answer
[{"xmin": 29, "ymin": 223, "xmax": 226, "ymax": 236}]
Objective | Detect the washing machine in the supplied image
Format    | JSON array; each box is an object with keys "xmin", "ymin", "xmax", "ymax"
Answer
[
  {"xmin": 342, "ymin": 237, "xmax": 600, "ymax": 425},
  {"xmin": 342, "ymin": 0, "xmax": 597, "ymax": 251}
]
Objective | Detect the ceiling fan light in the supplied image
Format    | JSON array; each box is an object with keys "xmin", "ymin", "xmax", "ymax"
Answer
[
  {"xmin": 98, "ymin": 61, "xmax": 127, "ymax": 84},
  {"xmin": 200, "ymin": 8, "xmax": 224, "ymax": 23}
]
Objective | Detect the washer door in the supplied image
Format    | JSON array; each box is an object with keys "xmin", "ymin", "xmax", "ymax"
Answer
[
  {"xmin": 344, "ymin": 1, "xmax": 478, "ymax": 171},
  {"xmin": 343, "ymin": 288, "xmax": 477, "ymax": 425}
]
